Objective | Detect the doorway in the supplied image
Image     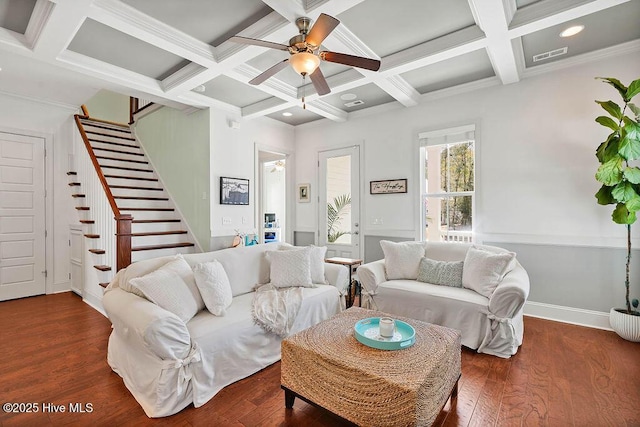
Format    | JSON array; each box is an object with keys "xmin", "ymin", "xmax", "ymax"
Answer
[
  {"xmin": 0, "ymin": 131, "xmax": 46, "ymax": 301},
  {"xmin": 318, "ymin": 146, "xmax": 361, "ymax": 258},
  {"xmin": 258, "ymin": 150, "xmax": 287, "ymax": 244}
]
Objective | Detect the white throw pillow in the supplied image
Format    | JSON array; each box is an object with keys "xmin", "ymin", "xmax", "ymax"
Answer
[
  {"xmin": 193, "ymin": 260, "xmax": 233, "ymax": 316},
  {"xmin": 129, "ymin": 268, "xmax": 199, "ymax": 323},
  {"xmin": 380, "ymin": 240, "xmax": 426, "ymax": 280},
  {"xmin": 462, "ymin": 246, "xmax": 516, "ymax": 298},
  {"xmin": 162, "ymin": 255, "xmax": 205, "ymax": 311},
  {"xmin": 279, "ymin": 244, "xmax": 327, "ymax": 284},
  {"xmin": 267, "ymin": 246, "xmax": 314, "ymax": 288}
]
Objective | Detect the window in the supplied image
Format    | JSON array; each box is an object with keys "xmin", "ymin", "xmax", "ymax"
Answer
[{"xmin": 419, "ymin": 125, "xmax": 475, "ymax": 243}]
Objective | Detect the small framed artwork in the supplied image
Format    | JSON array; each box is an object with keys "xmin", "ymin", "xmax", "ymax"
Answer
[
  {"xmin": 220, "ymin": 177, "xmax": 249, "ymax": 205},
  {"xmin": 370, "ymin": 179, "xmax": 407, "ymax": 195},
  {"xmin": 297, "ymin": 183, "xmax": 310, "ymax": 203}
]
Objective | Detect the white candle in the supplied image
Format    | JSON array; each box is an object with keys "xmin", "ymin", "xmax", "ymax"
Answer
[{"xmin": 379, "ymin": 317, "xmax": 395, "ymax": 338}]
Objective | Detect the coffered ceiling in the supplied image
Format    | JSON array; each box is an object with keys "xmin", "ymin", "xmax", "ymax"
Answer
[{"xmin": 0, "ymin": 0, "xmax": 638, "ymax": 126}]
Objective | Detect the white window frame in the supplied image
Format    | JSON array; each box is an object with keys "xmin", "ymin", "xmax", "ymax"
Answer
[{"xmin": 418, "ymin": 125, "xmax": 476, "ymax": 243}]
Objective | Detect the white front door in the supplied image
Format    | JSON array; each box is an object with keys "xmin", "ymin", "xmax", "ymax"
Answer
[
  {"xmin": 0, "ymin": 132, "xmax": 46, "ymax": 301},
  {"xmin": 318, "ymin": 146, "xmax": 360, "ymax": 259}
]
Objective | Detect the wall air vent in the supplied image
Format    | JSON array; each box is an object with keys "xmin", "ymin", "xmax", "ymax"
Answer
[
  {"xmin": 532, "ymin": 47, "xmax": 568, "ymax": 62},
  {"xmin": 344, "ymin": 100, "xmax": 365, "ymax": 107}
]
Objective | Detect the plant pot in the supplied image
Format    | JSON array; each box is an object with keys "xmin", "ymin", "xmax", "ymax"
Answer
[{"xmin": 609, "ymin": 308, "xmax": 640, "ymax": 342}]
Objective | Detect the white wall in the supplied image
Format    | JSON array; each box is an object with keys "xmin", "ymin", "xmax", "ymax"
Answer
[
  {"xmin": 210, "ymin": 110, "xmax": 295, "ymax": 242},
  {"xmin": 294, "ymin": 52, "xmax": 640, "ymax": 316},
  {"xmin": 295, "ymin": 53, "xmax": 640, "ymax": 248}
]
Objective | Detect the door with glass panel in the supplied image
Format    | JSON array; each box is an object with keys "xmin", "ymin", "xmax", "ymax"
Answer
[{"xmin": 318, "ymin": 146, "xmax": 360, "ymax": 258}]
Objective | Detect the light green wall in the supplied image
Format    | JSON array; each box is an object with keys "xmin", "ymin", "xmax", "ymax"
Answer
[
  {"xmin": 135, "ymin": 107, "xmax": 211, "ymax": 251},
  {"xmin": 84, "ymin": 90, "xmax": 130, "ymax": 124}
]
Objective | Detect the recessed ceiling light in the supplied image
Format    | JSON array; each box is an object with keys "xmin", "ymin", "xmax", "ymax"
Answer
[
  {"xmin": 560, "ymin": 25, "xmax": 584, "ymax": 37},
  {"xmin": 193, "ymin": 84, "xmax": 206, "ymax": 93},
  {"xmin": 340, "ymin": 93, "xmax": 357, "ymax": 101},
  {"xmin": 282, "ymin": 112, "xmax": 293, "ymax": 117}
]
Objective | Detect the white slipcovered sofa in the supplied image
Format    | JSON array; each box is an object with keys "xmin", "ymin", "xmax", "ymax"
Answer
[
  {"xmin": 357, "ymin": 241, "xmax": 529, "ymax": 358},
  {"xmin": 102, "ymin": 243, "xmax": 348, "ymax": 417}
]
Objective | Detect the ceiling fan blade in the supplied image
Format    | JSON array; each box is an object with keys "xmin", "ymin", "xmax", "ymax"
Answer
[
  {"xmin": 229, "ymin": 36, "xmax": 289, "ymax": 51},
  {"xmin": 249, "ymin": 59, "xmax": 290, "ymax": 85},
  {"xmin": 306, "ymin": 13, "xmax": 340, "ymax": 47},
  {"xmin": 309, "ymin": 67, "xmax": 331, "ymax": 96},
  {"xmin": 320, "ymin": 51, "xmax": 381, "ymax": 71}
]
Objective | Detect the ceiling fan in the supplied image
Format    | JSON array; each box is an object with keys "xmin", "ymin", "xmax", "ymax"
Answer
[{"xmin": 229, "ymin": 13, "xmax": 381, "ymax": 97}]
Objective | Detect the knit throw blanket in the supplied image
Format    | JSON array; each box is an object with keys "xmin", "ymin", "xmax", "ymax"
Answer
[{"xmin": 252, "ymin": 284, "xmax": 303, "ymax": 337}]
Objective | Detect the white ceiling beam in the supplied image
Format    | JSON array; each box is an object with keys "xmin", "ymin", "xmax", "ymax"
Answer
[
  {"xmin": 468, "ymin": 0, "xmax": 520, "ymax": 85},
  {"xmin": 242, "ymin": 98, "xmax": 292, "ymax": 119},
  {"xmin": 0, "ymin": 28, "xmax": 30, "ymax": 53},
  {"xmin": 509, "ymin": 0, "xmax": 631, "ymax": 37},
  {"xmin": 380, "ymin": 26, "xmax": 487, "ymax": 75},
  {"xmin": 90, "ymin": 0, "xmax": 217, "ymax": 66},
  {"xmin": 56, "ymin": 49, "xmax": 240, "ymax": 113},
  {"xmin": 30, "ymin": 0, "xmax": 92, "ymax": 60}
]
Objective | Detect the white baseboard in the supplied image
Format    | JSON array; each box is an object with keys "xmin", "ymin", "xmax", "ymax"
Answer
[
  {"xmin": 51, "ymin": 281, "xmax": 71, "ymax": 294},
  {"xmin": 83, "ymin": 291, "xmax": 107, "ymax": 318},
  {"xmin": 524, "ymin": 301, "xmax": 612, "ymax": 331}
]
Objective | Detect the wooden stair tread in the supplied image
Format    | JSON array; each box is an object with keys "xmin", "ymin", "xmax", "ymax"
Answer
[
  {"xmin": 68, "ymin": 182, "xmax": 81, "ymax": 186},
  {"xmin": 75, "ymin": 207, "xmax": 90, "ymax": 211},
  {"xmin": 92, "ymin": 146, "xmax": 145, "ymax": 156},
  {"xmin": 114, "ymin": 195, "xmax": 169, "ymax": 201},
  {"xmin": 93, "ymin": 265, "xmax": 112, "ymax": 272},
  {"xmin": 72, "ymin": 194, "xmax": 86, "ymax": 198},
  {"xmin": 80, "ymin": 121, "xmax": 131, "ymax": 134},
  {"xmin": 109, "ymin": 185, "xmax": 163, "ymax": 191},
  {"xmin": 120, "ymin": 230, "xmax": 187, "ymax": 237},
  {"xmin": 95, "ymin": 155, "xmax": 148, "ymax": 165},
  {"xmin": 79, "ymin": 220, "xmax": 95, "ymax": 224},
  {"xmin": 89, "ymin": 249, "xmax": 105, "ymax": 254},
  {"xmin": 99, "ymin": 282, "xmax": 110, "ymax": 288},
  {"xmin": 84, "ymin": 234, "xmax": 100, "ymax": 239},
  {"xmin": 132, "ymin": 219, "xmax": 181, "ymax": 223},
  {"xmin": 67, "ymin": 171, "xmax": 77, "ymax": 176},
  {"xmin": 104, "ymin": 174, "xmax": 158, "ymax": 182},
  {"xmin": 89, "ymin": 139, "xmax": 139, "ymax": 149},
  {"xmin": 120, "ymin": 207, "xmax": 174, "ymax": 211},
  {"xmin": 132, "ymin": 242, "xmax": 195, "ymax": 252},
  {"xmin": 100, "ymin": 165, "xmax": 153, "ymax": 173},
  {"xmin": 85, "ymin": 130, "xmax": 135, "ymax": 141}
]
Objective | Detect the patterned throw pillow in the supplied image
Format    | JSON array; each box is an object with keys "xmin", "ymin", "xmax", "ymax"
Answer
[
  {"xmin": 416, "ymin": 257, "xmax": 464, "ymax": 287},
  {"xmin": 266, "ymin": 246, "xmax": 314, "ymax": 288},
  {"xmin": 193, "ymin": 260, "xmax": 233, "ymax": 316}
]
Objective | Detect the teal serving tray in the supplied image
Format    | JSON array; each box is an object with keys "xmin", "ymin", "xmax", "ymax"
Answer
[{"xmin": 354, "ymin": 317, "xmax": 416, "ymax": 351}]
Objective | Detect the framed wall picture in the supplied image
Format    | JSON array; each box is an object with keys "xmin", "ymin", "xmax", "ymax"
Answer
[
  {"xmin": 220, "ymin": 177, "xmax": 249, "ymax": 205},
  {"xmin": 370, "ymin": 179, "xmax": 407, "ymax": 194},
  {"xmin": 297, "ymin": 183, "xmax": 310, "ymax": 203}
]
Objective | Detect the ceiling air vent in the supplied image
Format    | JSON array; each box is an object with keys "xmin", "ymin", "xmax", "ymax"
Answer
[
  {"xmin": 532, "ymin": 47, "xmax": 568, "ymax": 62},
  {"xmin": 344, "ymin": 100, "xmax": 365, "ymax": 107}
]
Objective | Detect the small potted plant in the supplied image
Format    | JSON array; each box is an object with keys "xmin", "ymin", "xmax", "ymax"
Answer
[{"xmin": 594, "ymin": 77, "xmax": 640, "ymax": 341}]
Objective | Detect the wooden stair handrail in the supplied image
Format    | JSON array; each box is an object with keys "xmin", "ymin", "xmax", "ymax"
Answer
[
  {"xmin": 129, "ymin": 96, "xmax": 154, "ymax": 124},
  {"xmin": 74, "ymin": 114, "xmax": 121, "ymax": 218}
]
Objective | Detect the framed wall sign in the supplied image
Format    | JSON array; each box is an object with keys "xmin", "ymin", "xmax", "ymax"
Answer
[
  {"xmin": 370, "ymin": 179, "xmax": 407, "ymax": 194},
  {"xmin": 220, "ymin": 177, "xmax": 249, "ymax": 205},
  {"xmin": 297, "ymin": 183, "xmax": 310, "ymax": 203}
]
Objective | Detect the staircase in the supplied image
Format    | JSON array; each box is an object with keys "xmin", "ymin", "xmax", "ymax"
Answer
[{"xmin": 69, "ymin": 113, "xmax": 196, "ymax": 287}]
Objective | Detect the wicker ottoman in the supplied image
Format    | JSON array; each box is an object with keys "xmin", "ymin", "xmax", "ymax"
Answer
[{"xmin": 281, "ymin": 307, "xmax": 461, "ymax": 427}]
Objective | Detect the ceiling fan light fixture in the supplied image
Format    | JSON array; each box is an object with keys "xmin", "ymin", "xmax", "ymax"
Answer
[{"xmin": 290, "ymin": 52, "xmax": 320, "ymax": 75}]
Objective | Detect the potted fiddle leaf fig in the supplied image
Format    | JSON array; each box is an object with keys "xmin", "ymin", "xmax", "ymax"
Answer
[{"xmin": 594, "ymin": 77, "xmax": 640, "ymax": 341}]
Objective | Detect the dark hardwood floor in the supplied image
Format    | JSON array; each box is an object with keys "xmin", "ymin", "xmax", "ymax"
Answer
[{"xmin": 0, "ymin": 292, "xmax": 638, "ymax": 427}]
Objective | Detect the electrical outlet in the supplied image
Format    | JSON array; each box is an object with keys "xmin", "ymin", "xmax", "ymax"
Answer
[{"xmin": 222, "ymin": 217, "xmax": 231, "ymax": 225}]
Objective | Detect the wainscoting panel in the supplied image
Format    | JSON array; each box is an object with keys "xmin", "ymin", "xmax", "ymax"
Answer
[
  {"xmin": 485, "ymin": 241, "xmax": 639, "ymax": 314},
  {"xmin": 294, "ymin": 231, "xmax": 315, "ymax": 247}
]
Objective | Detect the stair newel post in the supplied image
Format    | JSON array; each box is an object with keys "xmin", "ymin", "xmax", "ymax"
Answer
[{"xmin": 116, "ymin": 214, "xmax": 133, "ymax": 271}]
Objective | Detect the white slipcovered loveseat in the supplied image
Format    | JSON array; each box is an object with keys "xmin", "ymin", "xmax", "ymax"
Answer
[
  {"xmin": 102, "ymin": 243, "xmax": 348, "ymax": 417},
  {"xmin": 357, "ymin": 241, "xmax": 529, "ymax": 358}
]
